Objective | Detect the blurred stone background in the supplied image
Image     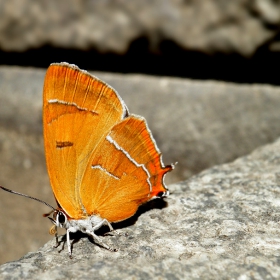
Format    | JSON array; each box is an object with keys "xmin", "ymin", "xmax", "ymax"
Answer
[
  {"xmin": 1, "ymin": 0, "xmax": 280, "ymax": 265},
  {"xmin": 1, "ymin": 0, "xmax": 280, "ymax": 83}
]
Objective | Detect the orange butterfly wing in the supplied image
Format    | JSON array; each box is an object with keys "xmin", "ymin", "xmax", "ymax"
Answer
[
  {"xmin": 43, "ymin": 63, "xmax": 127, "ymax": 219},
  {"xmin": 43, "ymin": 62, "xmax": 172, "ymax": 222},
  {"xmin": 80, "ymin": 115, "xmax": 173, "ymax": 222}
]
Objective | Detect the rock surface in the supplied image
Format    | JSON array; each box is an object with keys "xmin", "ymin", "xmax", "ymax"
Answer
[
  {"xmin": 1, "ymin": 137, "xmax": 280, "ymax": 279},
  {"xmin": 1, "ymin": 65, "xmax": 280, "ymax": 264},
  {"xmin": 0, "ymin": 0, "xmax": 280, "ymax": 56}
]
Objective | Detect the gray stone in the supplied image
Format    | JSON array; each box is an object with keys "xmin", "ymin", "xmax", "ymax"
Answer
[
  {"xmin": 0, "ymin": 0, "xmax": 279, "ymax": 56},
  {"xmin": 1, "ymin": 65, "xmax": 280, "ymax": 265},
  {"xmin": 1, "ymin": 137, "xmax": 280, "ymax": 279}
]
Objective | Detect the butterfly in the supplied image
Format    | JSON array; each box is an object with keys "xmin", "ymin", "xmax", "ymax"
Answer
[{"xmin": 0, "ymin": 62, "xmax": 174, "ymax": 257}]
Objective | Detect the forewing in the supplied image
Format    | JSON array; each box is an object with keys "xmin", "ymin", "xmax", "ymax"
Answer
[{"xmin": 43, "ymin": 63, "xmax": 127, "ymax": 219}]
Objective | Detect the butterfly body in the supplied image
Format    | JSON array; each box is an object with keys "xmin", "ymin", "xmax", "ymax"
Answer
[{"xmin": 49, "ymin": 209, "xmax": 115, "ymax": 254}]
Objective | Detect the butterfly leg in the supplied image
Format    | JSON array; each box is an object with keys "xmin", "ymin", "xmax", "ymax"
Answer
[
  {"xmin": 86, "ymin": 230, "xmax": 117, "ymax": 252},
  {"xmin": 86, "ymin": 218, "xmax": 118, "ymax": 252},
  {"xmin": 102, "ymin": 219, "xmax": 120, "ymax": 236},
  {"xmin": 102, "ymin": 219, "xmax": 114, "ymax": 232},
  {"xmin": 66, "ymin": 229, "xmax": 73, "ymax": 258},
  {"xmin": 100, "ymin": 218, "xmax": 121, "ymax": 236},
  {"xmin": 90, "ymin": 218, "xmax": 114, "ymax": 232},
  {"xmin": 54, "ymin": 229, "xmax": 59, "ymax": 248}
]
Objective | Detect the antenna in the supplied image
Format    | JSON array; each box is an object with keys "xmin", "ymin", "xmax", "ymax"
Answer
[{"xmin": 0, "ymin": 186, "xmax": 55, "ymax": 211}]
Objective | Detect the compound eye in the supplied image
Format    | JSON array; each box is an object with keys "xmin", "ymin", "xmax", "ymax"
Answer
[{"xmin": 57, "ymin": 211, "xmax": 66, "ymax": 225}]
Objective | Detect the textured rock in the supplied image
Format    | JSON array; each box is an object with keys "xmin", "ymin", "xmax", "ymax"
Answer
[
  {"xmin": 1, "ymin": 137, "xmax": 280, "ymax": 279},
  {"xmin": 0, "ymin": 0, "xmax": 279, "ymax": 56},
  {"xmin": 1, "ymin": 65, "xmax": 280, "ymax": 264}
]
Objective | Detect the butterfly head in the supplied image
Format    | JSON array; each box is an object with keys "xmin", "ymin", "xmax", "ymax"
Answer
[{"xmin": 48, "ymin": 209, "xmax": 69, "ymax": 229}]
